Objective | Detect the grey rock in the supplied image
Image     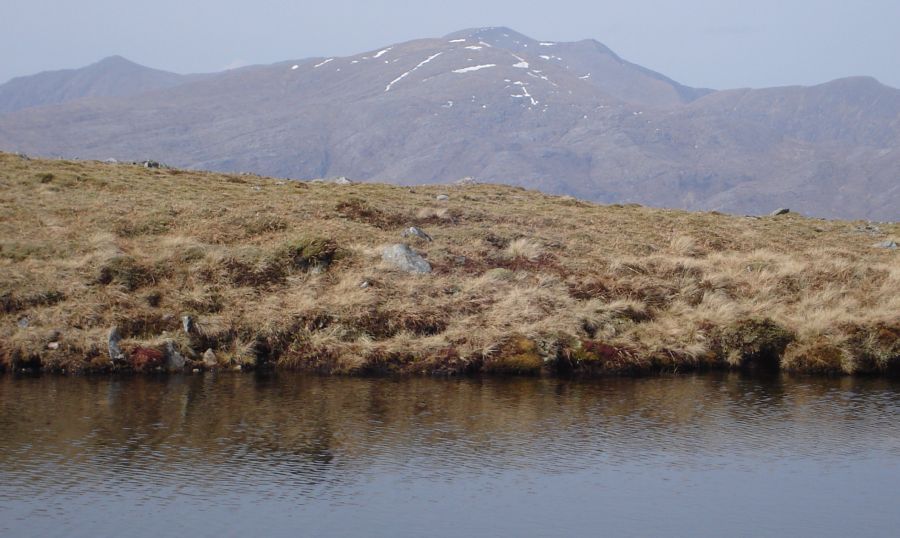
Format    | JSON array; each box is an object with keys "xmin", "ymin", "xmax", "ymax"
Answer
[
  {"xmin": 453, "ymin": 256, "xmax": 467, "ymax": 265},
  {"xmin": 182, "ymin": 315, "xmax": 194, "ymax": 335},
  {"xmin": 402, "ymin": 226, "xmax": 433, "ymax": 242},
  {"xmin": 17, "ymin": 317, "xmax": 29, "ymax": 328},
  {"xmin": 872, "ymin": 240, "xmax": 898, "ymax": 249},
  {"xmin": 203, "ymin": 348, "xmax": 218, "ymax": 368},
  {"xmin": 331, "ymin": 176, "xmax": 352, "ymax": 185},
  {"xmin": 165, "ymin": 341, "xmax": 186, "ymax": 370},
  {"xmin": 770, "ymin": 208, "xmax": 790, "ymax": 216},
  {"xmin": 108, "ymin": 327, "xmax": 126, "ymax": 363},
  {"xmin": 47, "ymin": 342, "xmax": 60, "ymax": 350},
  {"xmin": 141, "ymin": 160, "xmax": 160, "ymax": 169},
  {"xmin": 455, "ymin": 176, "xmax": 477, "ymax": 186},
  {"xmin": 104, "ymin": 158, "xmax": 118, "ymax": 164},
  {"xmin": 359, "ymin": 280, "xmax": 371, "ymax": 289},
  {"xmin": 382, "ymin": 244, "xmax": 432, "ymax": 273},
  {"xmin": 435, "ymin": 194, "xmax": 450, "ymax": 201}
]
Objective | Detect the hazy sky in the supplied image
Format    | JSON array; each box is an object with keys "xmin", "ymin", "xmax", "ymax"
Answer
[{"xmin": 4, "ymin": 0, "xmax": 900, "ymax": 89}]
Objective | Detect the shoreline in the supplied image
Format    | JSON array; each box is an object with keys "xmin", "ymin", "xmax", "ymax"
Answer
[{"xmin": 1, "ymin": 154, "xmax": 897, "ymax": 378}]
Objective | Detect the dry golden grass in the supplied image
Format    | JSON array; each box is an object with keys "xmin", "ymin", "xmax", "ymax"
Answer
[{"xmin": 0, "ymin": 153, "xmax": 897, "ymax": 375}]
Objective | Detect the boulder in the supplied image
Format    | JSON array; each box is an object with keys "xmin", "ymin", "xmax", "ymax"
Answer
[
  {"xmin": 770, "ymin": 208, "xmax": 790, "ymax": 216},
  {"xmin": 382, "ymin": 244, "xmax": 432, "ymax": 273},
  {"xmin": 108, "ymin": 327, "xmax": 126, "ymax": 363},
  {"xmin": 402, "ymin": 226, "xmax": 433, "ymax": 242}
]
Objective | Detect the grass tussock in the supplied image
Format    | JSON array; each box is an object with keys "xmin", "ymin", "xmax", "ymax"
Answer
[{"xmin": 0, "ymin": 153, "xmax": 897, "ymax": 376}]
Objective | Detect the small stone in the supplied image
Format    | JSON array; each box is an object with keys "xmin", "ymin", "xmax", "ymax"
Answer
[
  {"xmin": 382, "ymin": 244, "xmax": 432, "ymax": 274},
  {"xmin": 234, "ymin": 365, "xmax": 243, "ymax": 371},
  {"xmin": 770, "ymin": 208, "xmax": 790, "ymax": 216},
  {"xmin": 872, "ymin": 240, "xmax": 898, "ymax": 249},
  {"xmin": 453, "ymin": 256, "xmax": 467, "ymax": 265},
  {"xmin": 455, "ymin": 176, "xmax": 477, "ymax": 186},
  {"xmin": 401, "ymin": 226, "xmax": 433, "ymax": 242},
  {"xmin": 436, "ymin": 194, "xmax": 450, "ymax": 201},
  {"xmin": 17, "ymin": 318, "xmax": 29, "ymax": 329},
  {"xmin": 192, "ymin": 368, "xmax": 201, "ymax": 374},
  {"xmin": 182, "ymin": 315, "xmax": 194, "ymax": 335},
  {"xmin": 47, "ymin": 342, "xmax": 60, "ymax": 350},
  {"xmin": 104, "ymin": 158, "xmax": 118, "ymax": 164},
  {"xmin": 203, "ymin": 348, "xmax": 217, "ymax": 368},
  {"xmin": 359, "ymin": 280, "xmax": 371, "ymax": 289},
  {"xmin": 330, "ymin": 176, "xmax": 353, "ymax": 185}
]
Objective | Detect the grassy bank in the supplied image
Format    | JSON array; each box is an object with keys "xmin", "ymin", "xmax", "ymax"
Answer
[{"xmin": 0, "ymin": 153, "xmax": 897, "ymax": 376}]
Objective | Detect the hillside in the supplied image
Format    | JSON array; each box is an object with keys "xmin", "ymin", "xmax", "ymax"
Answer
[
  {"xmin": 0, "ymin": 56, "xmax": 198, "ymax": 114},
  {"xmin": 1, "ymin": 154, "xmax": 897, "ymax": 376},
  {"xmin": 1, "ymin": 28, "xmax": 898, "ymax": 220}
]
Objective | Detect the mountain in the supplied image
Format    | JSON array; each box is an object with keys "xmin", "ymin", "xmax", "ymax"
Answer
[
  {"xmin": 0, "ymin": 55, "xmax": 198, "ymax": 113},
  {"xmin": 0, "ymin": 27, "xmax": 897, "ymax": 220}
]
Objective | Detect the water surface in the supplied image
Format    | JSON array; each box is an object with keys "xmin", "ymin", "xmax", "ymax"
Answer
[{"xmin": 1, "ymin": 373, "xmax": 899, "ymax": 537}]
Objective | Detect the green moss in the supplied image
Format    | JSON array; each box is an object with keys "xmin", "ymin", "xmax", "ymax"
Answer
[
  {"xmin": 485, "ymin": 336, "xmax": 543, "ymax": 374},
  {"xmin": 719, "ymin": 318, "xmax": 794, "ymax": 369},
  {"xmin": 275, "ymin": 237, "xmax": 339, "ymax": 272},
  {"xmin": 97, "ymin": 256, "xmax": 159, "ymax": 290},
  {"xmin": 782, "ymin": 340, "xmax": 850, "ymax": 374}
]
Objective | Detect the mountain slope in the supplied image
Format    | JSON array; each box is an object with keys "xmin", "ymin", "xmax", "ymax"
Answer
[
  {"xmin": 0, "ymin": 28, "xmax": 897, "ymax": 220},
  {"xmin": 0, "ymin": 56, "xmax": 197, "ymax": 114}
]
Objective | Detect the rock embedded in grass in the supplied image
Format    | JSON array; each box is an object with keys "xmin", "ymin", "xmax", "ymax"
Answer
[
  {"xmin": 203, "ymin": 348, "xmax": 217, "ymax": 368},
  {"xmin": 164, "ymin": 341, "xmax": 186, "ymax": 370},
  {"xmin": 770, "ymin": 208, "xmax": 790, "ymax": 216},
  {"xmin": 107, "ymin": 327, "xmax": 126, "ymax": 363},
  {"xmin": 382, "ymin": 244, "xmax": 432, "ymax": 273},
  {"xmin": 872, "ymin": 240, "xmax": 897, "ymax": 249},
  {"xmin": 401, "ymin": 226, "xmax": 433, "ymax": 242}
]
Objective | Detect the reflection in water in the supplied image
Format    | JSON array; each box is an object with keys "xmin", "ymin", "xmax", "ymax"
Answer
[{"xmin": 1, "ymin": 373, "xmax": 899, "ymax": 537}]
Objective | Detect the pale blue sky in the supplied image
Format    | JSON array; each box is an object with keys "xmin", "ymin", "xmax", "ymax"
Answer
[{"xmin": 3, "ymin": 0, "xmax": 899, "ymax": 89}]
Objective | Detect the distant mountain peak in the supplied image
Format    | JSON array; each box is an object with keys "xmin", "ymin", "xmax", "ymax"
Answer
[
  {"xmin": 94, "ymin": 55, "xmax": 139, "ymax": 67},
  {"xmin": 0, "ymin": 55, "xmax": 190, "ymax": 114}
]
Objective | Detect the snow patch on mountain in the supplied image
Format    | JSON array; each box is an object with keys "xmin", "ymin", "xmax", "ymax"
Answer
[
  {"xmin": 385, "ymin": 52, "xmax": 443, "ymax": 92},
  {"xmin": 453, "ymin": 64, "xmax": 496, "ymax": 74}
]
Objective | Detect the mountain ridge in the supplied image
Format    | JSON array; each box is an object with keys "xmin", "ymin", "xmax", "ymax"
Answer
[{"xmin": 0, "ymin": 27, "xmax": 897, "ymax": 220}]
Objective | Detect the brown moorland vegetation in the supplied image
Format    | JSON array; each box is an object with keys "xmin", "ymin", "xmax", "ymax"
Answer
[{"xmin": 0, "ymin": 153, "xmax": 897, "ymax": 376}]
